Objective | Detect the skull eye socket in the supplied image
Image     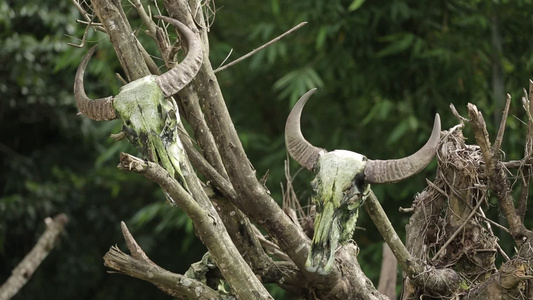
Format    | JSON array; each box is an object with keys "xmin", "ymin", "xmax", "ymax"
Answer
[
  {"xmin": 122, "ymin": 124, "xmax": 138, "ymax": 138},
  {"xmin": 341, "ymin": 172, "xmax": 369, "ymax": 209},
  {"xmin": 354, "ymin": 172, "xmax": 367, "ymax": 193}
]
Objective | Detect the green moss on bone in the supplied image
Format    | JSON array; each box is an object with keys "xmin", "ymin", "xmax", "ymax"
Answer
[
  {"xmin": 305, "ymin": 150, "xmax": 370, "ymax": 274},
  {"xmin": 112, "ymin": 75, "xmax": 188, "ymax": 190}
]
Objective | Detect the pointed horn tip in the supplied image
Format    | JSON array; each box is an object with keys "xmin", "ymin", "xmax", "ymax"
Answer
[
  {"xmin": 434, "ymin": 113, "xmax": 441, "ymax": 131},
  {"xmin": 285, "ymin": 88, "xmax": 324, "ymax": 171},
  {"xmin": 300, "ymin": 88, "xmax": 318, "ymax": 103},
  {"xmin": 429, "ymin": 113, "xmax": 442, "ymax": 145},
  {"xmin": 364, "ymin": 113, "xmax": 442, "ymax": 184},
  {"xmin": 289, "ymin": 88, "xmax": 318, "ymax": 116},
  {"xmin": 286, "ymin": 88, "xmax": 318, "ymax": 128}
]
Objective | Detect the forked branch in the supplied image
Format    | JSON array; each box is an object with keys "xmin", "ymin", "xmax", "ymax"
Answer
[
  {"xmin": 103, "ymin": 222, "xmax": 224, "ymax": 299},
  {"xmin": 117, "ymin": 152, "xmax": 273, "ymax": 299}
]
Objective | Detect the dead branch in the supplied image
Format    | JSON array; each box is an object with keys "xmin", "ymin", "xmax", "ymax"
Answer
[
  {"xmin": 214, "ymin": 22, "xmax": 307, "ymax": 73},
  {"xmin": 0, "ymin": 214, "xmax": 68, "ymax": 300},
  {"xmin": 103, "ymin": 221, "xmax": 224, "ymax": 299},
  {"xmin": 365, "ymin": 191, "xmax": 460, "ymax": 297},
  {"xmin": 467, "ymin": 103, "xmax": 529, "ymax": 239},
  {"xmin": 493, "ymin": 93, "xmax": 512, "ymax": 154},
  {"xmin": 517, "ymin": 80, "xmax": 533, "ymax": 220},
  {"xmin": 70, "ymin": 0, "xmax": 92, "ymax": 21},
  {"xmin": 116, "ymin": 152, "xmax": 273, "ymax": 299},
  {"xmin": 130, "ymin": 0, "xmax": 158, "ymax": 38},
  {"xmin": 177, "ymin": 127, "xmax": 284, "ymax": 285},
  {"xmin": 377, "ymin": 243, "xmax": 397, "ymax": 300},
  {"xmin": 104, "ymin": 246, "xmax": 224, "ymax": 299},
  {"xmin": 91, "ymin": 0, "xmax": 150, "ymax": 81}
]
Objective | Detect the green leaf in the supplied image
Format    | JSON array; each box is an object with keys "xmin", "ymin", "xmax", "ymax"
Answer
[
  {"xmin": 273, "ymin": 67, "xmax": 324, "ymax": 105},
  {"xmin": 377, "ymin": 32, "xmax": 415, "ymax": 57},
  {"xmin": 316, "ymin": 26, "xmax": 328, "ymax": 50},
  {"xmin": 271, "ymin": 0, "xmax": 280, "ymax": 16},
  {"xmin": 387, "ymin": 115, "xmax": 417, "ymax": 144},
  {"xmin": 348, "ymin": 0, "xmax": 366, "ymax": 12}
]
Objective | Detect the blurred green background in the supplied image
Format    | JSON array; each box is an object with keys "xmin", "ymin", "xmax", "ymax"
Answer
[{"xmin": 1, "ymin": 0, "xmax": 533, "ymax": 299}]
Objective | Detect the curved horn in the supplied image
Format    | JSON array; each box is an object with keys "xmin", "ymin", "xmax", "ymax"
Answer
[
  {"xmin": 74, "ymin": 45, "xmax": 116, "ymax": 121},
  {"xmin": 285, "ymin": 89, "xmax": 326, "ymax": 170},
  {"xmin": 364, "ymin": 113, "xmax": 441, "ymax": 183},
  {"xmin": 154, "ymin": 16, "xmax": 203, "ymax": 97}
]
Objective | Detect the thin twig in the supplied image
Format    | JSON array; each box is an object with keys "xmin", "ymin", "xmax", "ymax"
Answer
[
  {"xmin": 115, "ymin": 73, "xmax": 128, "ymax": 85},
  {"xmin": 477, "ymin": 214, "xmax": 511, "ymax": 234},
  {"xmin": 432, "ymin": 197, "xmax": 485, "ymax": 261},
  {"xmin": 128, "ymin": 0, "xmax": 169, "ymax": 74},
  {"xmin": 192, "ymin": 0, "xmax": 215, "ymax": 31},
  {"xmin": 67, "ymin": 19, "xmax": 94, "ymax": 48},
  {"xmin": 136, "ymin": 39, "xmax": 161, "ymax": 75},
  {"xmin": 120, "ymin": 222, "xmax": 153, "ymax": 262},
  {"xmin": 503, "ymin": 159, "xmax": 533, "ymax": 169},
  {"xmin": 70, "ymin": 0, "xmax": 91, "ymax": 21},
  {"xmin": 214, "ymin": 22, "xmax": 307, "ymax": 73},
  {"xmin": 450, "ymin": 103, "xmax": 468, "ymax": 124},
  {"xmin": 477, "ymin": 208, "xmax": 511, "ymax": 262},
  {"xmin": 468, "ymin": 103, "xmax": 528, "ymax": 239},
  {"xmin": 130, "ymin": 0, "xmax": 158, "ymax": 37},
  {"xmin": 216, "ymin": 48, "xmax": 233, "ymax": 70},
  {"xmin": 76, "ymin": 19, "xmax": 106, "ymax": 33},
  {"xmin": 518, "ymin": 80, "xmax": 533, "ymax": 220},
  {"xmin": 492, "ymin": 93, "xmax": 512, "ymax": 154}
]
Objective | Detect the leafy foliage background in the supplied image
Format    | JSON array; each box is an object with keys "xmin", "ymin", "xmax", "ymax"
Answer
[{"xmin": 1, "ymin": 0, "xmax": 532, "ymax": 299}]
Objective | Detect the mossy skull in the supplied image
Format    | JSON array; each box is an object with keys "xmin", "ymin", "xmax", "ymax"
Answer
[
  {"xmin": 73, "ymin": 16, "xmax": 203, "ymax": 188},
  {"xmin": 285, "ymin": 89, "xmax": 441, "ymax": 274}
]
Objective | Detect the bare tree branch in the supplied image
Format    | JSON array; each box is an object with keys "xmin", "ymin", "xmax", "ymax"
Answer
[
  {"xmin": 492, "ymin": 93, "xmax": 512, "ymax": 154},
  {"xmin": 91, "ymin": 0, "xmax": 150, "ymax": 81},
  {"xmin": 377, "ymin": 243, "xmax": 397, "ymax": 300},
  {"xmin": 365, "ymin": 191, "xmax": 460, "ymax": 297},
  {"xmin": 104, "ymin": 246, "xmax": 226, "ymax": 299},
  {"xmin": 103, "ymin": 221, "xmax": 226, "ymax": 299},
  {"xmin": 214, "ymin": 22, "xmax": 307, "ymax": 73},
  {"xmin": 0, "ymin": 214, "xmax": 68, "ymax": 300},
  {"xmin": 117, "ymin": 152, "xmax": 273, "ymax": 299},
  {"xmin": 517, "ymin": 80, "xmax": 533, "ymax": 220},
  {"xmin": 468, "ymin": 103, "xmax": 529, "ymax": 239}
]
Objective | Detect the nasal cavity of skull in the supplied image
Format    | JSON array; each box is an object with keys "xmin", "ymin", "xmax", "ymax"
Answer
[
  {"xmin": 342, "ymin": 173, "xmax": 366, "ymax": 207},
  {"xmin": 343, "ymin": 186, "xmax": 360, "ymax": 207}
]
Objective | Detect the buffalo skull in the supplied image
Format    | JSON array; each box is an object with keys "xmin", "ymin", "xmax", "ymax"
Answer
[
  {"xmin": 285, "ymin": 89, "xmax": 441, "ymax": 274},
  {"xmin": 74, "ymin": 16, "xmax": 202, "ymax": 189}
]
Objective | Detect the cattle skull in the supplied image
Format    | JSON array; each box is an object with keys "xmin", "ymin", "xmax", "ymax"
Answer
[
  {"xmin": 74, "ymin": 16, "xmax": 203, "ymax": 189},
  {"xmin": 285, "ymin": 89, "xmax": 441, "ymax": 274}
]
